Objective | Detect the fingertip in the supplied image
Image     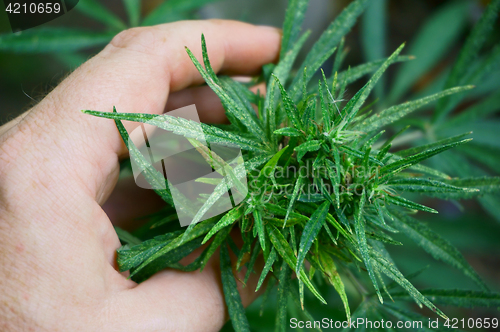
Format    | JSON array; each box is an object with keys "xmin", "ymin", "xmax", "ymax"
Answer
[
  {"xmin": 256, "ymin": 25, "xmax": 282, "ymax": 63},
  {"xmin": 202, "ymin": 20, "xmax": 282, "ymax": 75},
  {"xmin": 257, "ymin": 25, "xmax": 283, "ymax": 40}
]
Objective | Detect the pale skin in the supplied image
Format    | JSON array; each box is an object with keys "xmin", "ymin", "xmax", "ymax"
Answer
[{"xmin": 0, "ymin": 20, "xmax": 281, "ymax": 331}]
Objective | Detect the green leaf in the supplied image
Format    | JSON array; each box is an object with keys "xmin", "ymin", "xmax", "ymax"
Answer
[
  {"xmin": 389, "ymin": 210, "xmax": 489, "ymax": 292},
  {"xmin": 245, "ymin": 154, "xmax": 273, "ymax": 172},
  {"xmin": 385, "ymin": 195, "xmax": 437, "ymax": 214},
  {"xmin": 372, "ymin": 253, "xmax": 447, "ymax": 319},
  {"xmin": 296, "ymin": 201, "xmax": 330, "ymax": 272},
  {"xmin": 265, "ymin": 29, "xmax": 309, "ymax": 145},
  {"xmin": 142, "ymin": 0, "xmax": 219, "ymax": 26},
  {"xmin": 319, "ymin": 251, "xmax": 350, "ymax": 319},
  {"xmin": 439, "ymin": 177, "xmax": 500, "ymax": 199},
  {"xmin": 253, "ymin": 209, "xmax": 266, "ymax": 252},
  {"xmin": 434, "ymin": 0, "xmax": 500, "ymax": 122},
  {"xmin": 76, "ymin": 0, "xmax": 127, "ymax": 30},
  {"xmin": 326, "ymin": 212, "xmax": 353, "ymax": 241},
  {"xmin": 220, "ymin": 76, "xmax": 259, "ymax": 116},
  {"xmin": 182, "ymin": 163, "xmax": 245, "ymax": 240},
  {"xmin": 300, "ymin": 97, "xmax": 316, "ymax": 132},
  {"xmin": 387, "ymin": 178, "xmax": 478, "ymax": 196},
  {"xmin": 325, "ymin": 159, "xmax": 341, "ymax": 210},
  {"xmin": 318, "ymin": 80, "xmax": 330, "ymax": 131},
  {"xmin": 130, "ymin": 219, "xmax": 216, "ymax": 277},
  {"xmin": 0, "ymin": 29, "xmax": 115, "ymax": 53},
  {"xmin": 255, "ymin": 146, "xmax": 289, "ymax": 190},
  {"xmin": 267, "ymin": 226, "xmax": 296, "ymax": 270},
  {"xmin": 114, "ymin": 226, "xmax": 142, "ymax": 246},
  {"xmin": 256, "ymin": 248, "xmax": 277, "ymax": 292},
  {"xmin": 220, "ymin": 77, "xmax": 266, "ymax": 141},
  {"xmin": 366, "ymin": 232, "xmax": 401, "ymax": 246},
  {"xmin": 108, "ymin": 108, "xmax": 173, "ymax": 205},
  {"xmin": 297, "ymin": 194, "xmax": 324, "ymax": 203},
  {"xmin": 273, "ymin": 127, "xmax": 303, "ymax": 137},
  {"xmin": 382, "ymin": 153, "xmax": 451, "ymax": 179},
  {"xmin": 117, "ymin": 232, "xmax": 180, "ymax": 271},
  {"xmin": 220, "ymin": 243, "xmax": 251, "ymax": 332},
  {"xmin": 265, "ymin": 80, "xmax": 278, "ymax": 147},
  {"xmin": 383, "ymin": 266, "xmax": 429, "ymax": 292},
  {"xmin": 323, "ymin": 223, "xmax": 337, "ymax": 245},
  {"xmin": 275, "ymin": 259, "xmax": 291, "ymax": 332},
  {"xmin": 131, "ymin": 238, "xmax": 203, "ymax": 282},
  {"xmin": 197, "ymin": 224, "xmax": 233, "ymax": 272},
  {"xmin": 291, "ymin": 226, "xmax": 300, "ymax": 256},
  {"xmin": 396, "ymin": 132, "xmax": 472, "ymax": 158},
  {"xmin": 276, "ymin": 31, "xmax": 312, "ymax": 89},
  {"xmin": 315, "ymin": 177, "xmax": 334, "ymax": 206},
  {"xmin": 290, "ymin": 0, "xmax": 370, "ymax": 99},
  {"xmin": 83, "ymin": 110, "xmax": 266, "ymax": 152},
  {"xmin": 354, "ymin": 189, "xmax": 382, "ymax": 303},
  {"xmin": 294, "ymin": 140, "xmax": 321, "ymax": 161},
  {"xmin": 122, "ymin": 0, "xmax": 141, "ymax": 26},
  {"xmin": 186, "ymin": 38, "xmax": 267, "ymax": 142},
  {"xmin": 267, "ymin": 225, "xmax": 327, "ymax": 304},
  {"xmin": 362, "ymin": 130, "xmax": 385, "ymax": 152},
  {"xmin": 379, "ymin": 125, "xmax": 408, "ymax": 152},
  {"xmin": 328, "ymin": 56, "xmax": 413, "ymax": 89},
  {"xmin": 285, "ymin": 176, "xmax": 304, "ymax": 226},
  {"xmin": 236, "ymin": 233, "xmax": 251, "ymax": 271},
  {"xmin": 388, "ymin": 1, "xmax": 469, "ymax": 103},
  {"xmin": 380, "ymin": 139, "xmax": 472, "ymax": 177},
  {"xmin": 202, "ymin": 207, "xmax": 243, "ymax": 244},
  {"xmin": 280, "ymin": 0, "xmax": 310, "ymax": 60},
  {"xmin": 340, "ymin": 145, "xmax": 383, "ymax": 166},
  {"xmin": 273, "ymin": 74, "xmax": 303, "ymax": 130},
  {"xmin": 391, "ymin": 289, "xmax": 500, "ymax": 309},
  {"xmin": 369, "ymin": 201, "xmax": 398, "ymax": 234},
  {"xmin": 265, "ymin": 203, "xmax": 309, "ymax": 222},
  {"xmin": 244, "ymin": 242, "xmax": 261, "ymax": 284},
  {"xmin": 356, "ymin": 86, "xmax": 474, "ymax": 133}
]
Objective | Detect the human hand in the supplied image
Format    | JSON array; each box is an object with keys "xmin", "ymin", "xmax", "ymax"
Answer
[{"xmin": 0, "ymin": 20, "xmax": 280, "ymax": 331}]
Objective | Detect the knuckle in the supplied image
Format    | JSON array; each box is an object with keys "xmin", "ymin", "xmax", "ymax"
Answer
[
  {"xmin": 109, "ymin": 27, "xmax": 143, "ymax": 48},
  {"xmin": 108, "ymin": 27, "xmax": 162, "ymax": 54}
]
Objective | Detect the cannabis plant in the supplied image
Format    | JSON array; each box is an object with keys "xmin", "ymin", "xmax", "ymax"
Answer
[
  {"xmin": 0, "ymin": 0, "xmax": 219, "ymax": 68},
  {"xmin": 360, "ymin": 0, "xmax": 500, "ymax": 224},
  {"xmin": 84, "ymin": 0, "xmax": 500, "ymax": 330}
]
